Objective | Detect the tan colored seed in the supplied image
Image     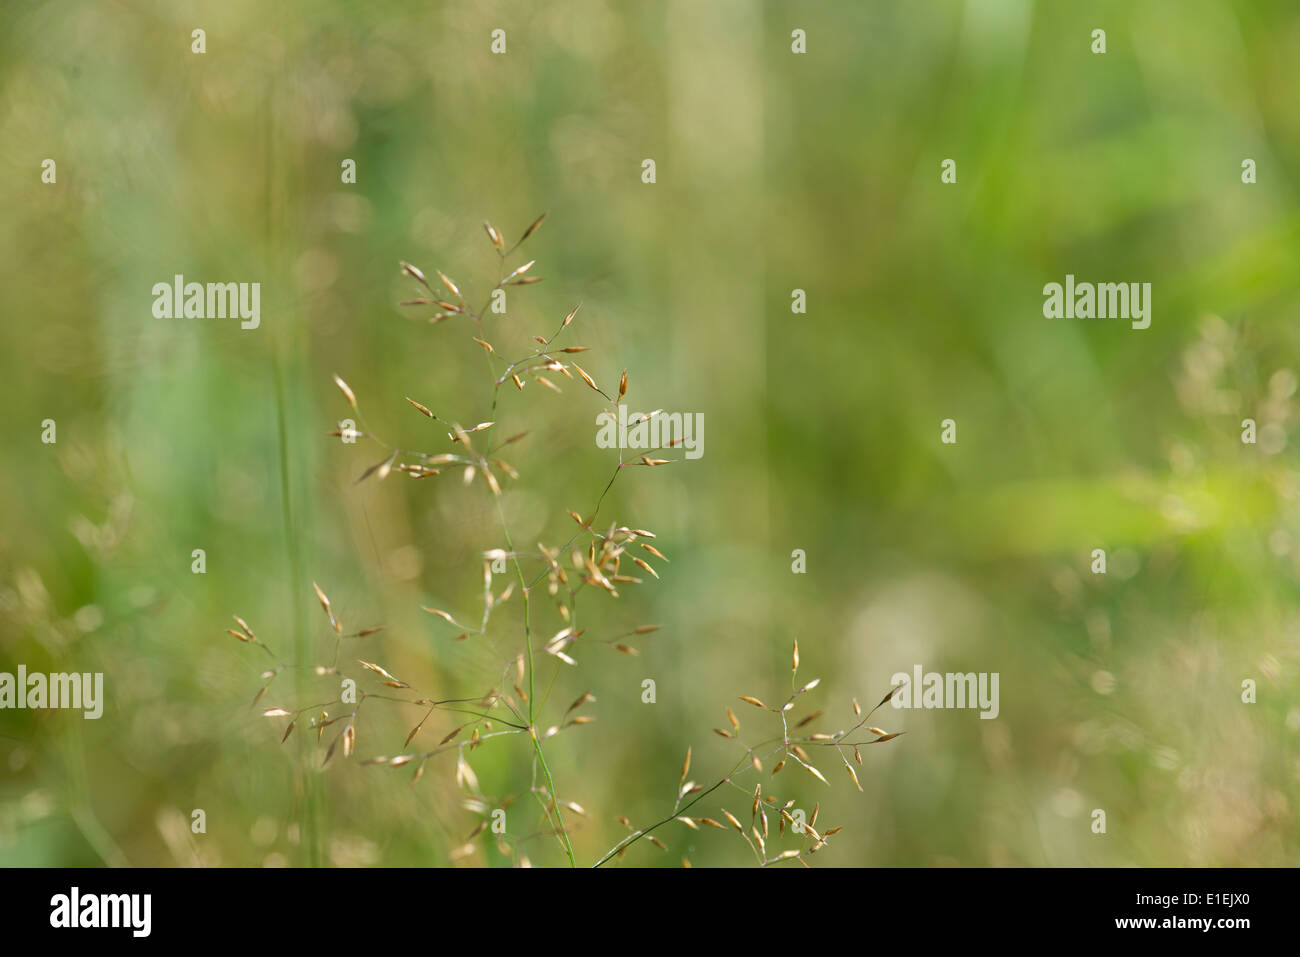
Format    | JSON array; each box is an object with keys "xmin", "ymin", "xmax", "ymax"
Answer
[
  {"xmin": 571, "ymin": 363, "xmax": 599, "ymax": 392},
  {"xmin": 565, "ymin": 692, "xmax": 594, "ymax": 714},
  {"xmin": 439, "ymin": 725, "xmax": 464, "ymax": 746},
  {"xmin": 358, "ymin": 660, "xmax": 397, "ymax": 680},
  {"xmin": 519, "ymin": 212, "xmax": 547, "ymax": 245},
  {"xmin": 501, "ymin": 260, "xmax": 536, "ymax": 285},
  {"xmin": 403, "ymin": 719, "xmax": 426, "ymax": 748},
  {"xmin": 437, "ymin": 270, "xmax": 460, "ymax": 298},
  {"xmin": 332, "ymin": 375, "xmax": 357, "ymax": 409},
  {"xmin": 630, "ymin": 556, "xmax": 658, "ymax": 579},
  {"xmin": 421, "ymin": 607, "xmax": 458, "ymax": 625},
  {"xmin": 400, "ymin": 261, "xmax": 429, "ymax": 286}
]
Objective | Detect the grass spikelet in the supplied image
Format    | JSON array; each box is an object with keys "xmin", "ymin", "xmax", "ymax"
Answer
[
  {"xmin": 437, "ymin": 270, "xmax": 461, "ymax": 299},
  {"xmin": 311, "ymin": 582, "xmax": 342, "ymax": 632},
  {"xmin": 420, "ymin": 606, "xmax": 459, "ymax": 626},
  {"xmin": 229, "ymin": 214, "xmax": 902, "ymax": 871},
  {"xmin": 630, "ymin": 556, "xmax": 659, "ymax": 578},
  {"xmin": 400, "ymin": 261, "xmax": 430, "ymax": 288},
  {"xmin": 518, "ymin": 212, "xmax": 547, "ymax": 246},
  {"xmin": 500, "ymin": 260, "xmax": 536, "ymax": 285},
  {"xmin": 406, "ymin": 397, "xmax": 436, "ymax": 418},
  {"xmin": 333, "ymin": 375, "xmax": 358, "ymax": 410},
  {"xmin": 572, "ymin": 363, "xmax": 599, "ymax": 392}
]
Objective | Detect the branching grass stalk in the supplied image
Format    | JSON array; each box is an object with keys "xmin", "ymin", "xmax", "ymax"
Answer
[{"xmin": 230, "ymin": 214, "xmax": 897, "ymax": 868}]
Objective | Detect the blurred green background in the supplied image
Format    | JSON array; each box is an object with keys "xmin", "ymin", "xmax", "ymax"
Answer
[{"xmin": 2, "ymin": 0, "xmax": 1299, "ymax": 867}]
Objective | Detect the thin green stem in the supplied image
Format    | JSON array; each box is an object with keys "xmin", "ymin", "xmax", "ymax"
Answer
[{"xmin": 493, "ymin": 493, "xmax": 577, "ymax": 867}]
